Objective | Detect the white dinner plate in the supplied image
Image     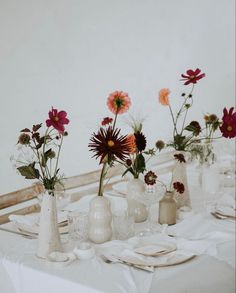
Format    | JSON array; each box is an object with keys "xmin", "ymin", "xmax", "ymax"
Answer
[
  {"xmin": 134, "ymin": 242, "xmax": 177, "ymax": 257},
  {"xmin": 118, "ymin": 250, "xmax": 196, "ymax": 267}
]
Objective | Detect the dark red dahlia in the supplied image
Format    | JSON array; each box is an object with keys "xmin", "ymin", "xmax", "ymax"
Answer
[
  {"xmin": 174, "ymin": 153, "xmax": 186, "ymax": 163},
  {"xmin": 144, "ymin": 171, "xmax": 157, "ymax": 185},
  {"xmin": 173, "ymin": 182, "xmax": 185, "ymax": 194},
  {"xmin": 219, "ymin": 107, "xmax": 236, "ymax": 139},
  {"xmin": 89, "ymin": 126, "xmax": 130, "ymax": 164},
  {"xmin": 134, "ymin": 131, "xmax": 147, "ymax": 152},
  {"xmin": 181, "ymin": 68, "xmax": 205, "ymax": 85}
]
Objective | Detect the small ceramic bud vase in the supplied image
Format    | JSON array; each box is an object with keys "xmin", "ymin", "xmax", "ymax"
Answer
[
  {"xmin": 88, "ymin": 196, "xmax": 112, "ymax": 244},
  {"xmin": 37, "ymin": 190, "xmax": 63, "ymax": 259},
  {"xmin": 158, "ymin": 191, "xmax": 177, "ymax": 225}
]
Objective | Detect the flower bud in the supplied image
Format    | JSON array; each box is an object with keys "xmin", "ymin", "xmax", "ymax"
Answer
[
  {"xmin": 155, "ymin": 140, "xmax": 165, "ymax": 151},
  {"xmin": 18, "ymin": 133, "xmax": 30, "ymax": 145}
]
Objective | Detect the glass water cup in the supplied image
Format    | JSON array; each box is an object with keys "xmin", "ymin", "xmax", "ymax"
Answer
[
  {"xmin": 113, "ymin": 210, "xmax": 134, "ymax": 240},
  {"xmin": 67, "ymin": 211, "xmax": 89, "ymax": 243}
]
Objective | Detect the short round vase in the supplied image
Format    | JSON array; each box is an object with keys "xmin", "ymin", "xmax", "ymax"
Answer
[
  {"xmin": 88, "ymin": 196, "xmax": 112, "ymax": 244},
  {"xmin": 37, "ymin": 190, "xmax": 63, "ymax": 259},
  {"xmin": 126, "ymin": 178, "xmax": 148, "ymax": 223}
]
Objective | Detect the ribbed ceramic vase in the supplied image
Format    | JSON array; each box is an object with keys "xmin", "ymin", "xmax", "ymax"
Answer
[
  {"xmin": 88, "ymin": 196, "xmax": 112, "ymax": 244},
  {"xmin": 126, "ymin": 178, "xmax": 148, "ymax": 223},
  {"xmin": 37, "ymin": 190, "xmax": 62, "ymax": 259},
  {"xmin": 158, "ymin": 191, "xmax": 177, "ymax": 225},
  {"xmin": 172, "ymin": 152, "xmax": 191, "ymax": 208}
]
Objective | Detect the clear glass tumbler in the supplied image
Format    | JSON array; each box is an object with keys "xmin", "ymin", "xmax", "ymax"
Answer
[{"xmin": 67, "ymin": 211, "xmax": 89, "ymax": 243}]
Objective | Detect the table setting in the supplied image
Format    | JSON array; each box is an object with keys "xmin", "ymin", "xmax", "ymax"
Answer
[{"xmin": 0, "ymin": 69, "xmax": 235, "ymax": 293}]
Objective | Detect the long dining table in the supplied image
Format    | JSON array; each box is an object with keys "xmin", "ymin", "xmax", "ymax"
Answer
[{"xmin": 0, "ymin": 165, "xmax": 235, "ymax": 293}]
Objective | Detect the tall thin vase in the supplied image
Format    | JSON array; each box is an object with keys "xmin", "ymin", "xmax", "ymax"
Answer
[
  {"xmin": 172, "ymin": 152, "xmax": 191, "ymax": 208},
  {"xmin": 37, "ymin": 190, "xmax": 62, "ymax": 259}
]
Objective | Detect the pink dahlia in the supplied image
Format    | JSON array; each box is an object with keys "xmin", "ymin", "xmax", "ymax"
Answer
[
  {"xmin": 46, "ymin": 107, "xmax": 69, "ymax": 133},
  {"xmin": 220, "ymin": 107, "xmax": 236, "ymax": 138},
  {"xmin": 107, "ymin": 91, "xmax": 131, "ymax": 115}
]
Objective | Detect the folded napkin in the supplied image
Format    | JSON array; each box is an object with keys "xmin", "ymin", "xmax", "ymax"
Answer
[
  {"xmin": 9, "ymin": 211, "xmax": 68, "ymax": 226},
  {"xmin": 213, "ymin": 193, "xmax": 236, "ymax": 218}
]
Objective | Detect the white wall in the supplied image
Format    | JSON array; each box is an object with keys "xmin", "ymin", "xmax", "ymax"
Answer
[{"xmin": 0, "ymin": 0, "xmax": 235, "ymax": 194}]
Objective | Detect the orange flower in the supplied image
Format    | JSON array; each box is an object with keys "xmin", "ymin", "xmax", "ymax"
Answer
[
  {"xmin": 158, "ymin": 88, "xmax": 170, "ymax": 106},
  {"xmin": 107, "ymin": 91, "xmax": 131, "ymax": 114},
  {"xmin": 126, "ymin": 134, "xmax": 137, "ymax": 154}
]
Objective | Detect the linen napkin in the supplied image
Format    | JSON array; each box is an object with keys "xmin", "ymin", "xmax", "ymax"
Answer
[{"xmin": 9, "ymin": 210, "xmax": 68, "ymax": 226}]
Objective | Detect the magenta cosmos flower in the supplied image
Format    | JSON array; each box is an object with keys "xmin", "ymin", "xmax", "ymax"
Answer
[
  {"xmin": 181, "ymin": 68, "xmax": 205, "ymax": 85},
  {"xmin": 220, "ymin": 107, "xmax": 236, "ymax": 138},
  {"xmin": 46, "ymin": 107, "xmax": 69, "ymax": 133},
  {"xmin": 107, "ymin": 91, "xmax": 131, "ymax": 115}
]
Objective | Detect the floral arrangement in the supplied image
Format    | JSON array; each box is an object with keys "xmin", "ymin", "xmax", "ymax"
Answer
[
  {"xmin": 120, "ymin": 118, "xmax": 162, "ymax": 179},
  {"xmin": 158, "ymin": 68, "xmax": 236, "ymax": 155},
  {"xmin": 89, "ymin": 91, "xmax": 131, "ymax": 196},
  {"xmin": 144, "ymin": 169, "xmax": 185, "ymax": 195},
  {"xmin": 15, "ymin": 107, "xmax": 69, "ymax": 193}
]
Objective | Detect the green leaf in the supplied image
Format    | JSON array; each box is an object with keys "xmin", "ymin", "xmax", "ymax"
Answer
[
  {"xmin": 17, "ymin": 163, "xmax": 40, "ymax": 179},
  {"xmin": 41, "ymin": 148, "xmax": 54, "ymax": 167},
  {"xmin": 134, "ymin": 153, "xmax": 146, "ymax": 174}
]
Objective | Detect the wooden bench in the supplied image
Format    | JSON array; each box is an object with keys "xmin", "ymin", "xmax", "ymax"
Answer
[{"xmin": 0, "ymin": 151, "xmax": 175, "ymax": 225}]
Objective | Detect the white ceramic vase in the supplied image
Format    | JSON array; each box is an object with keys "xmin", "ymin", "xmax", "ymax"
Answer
[
  {"xmin": 172, "ymin": 152, "xmax": 191, "ymax": 209},
  {"xmin": 37, "ymin": 190, "xmax": 62, "ymax": 259},
  {"xmin": 88, "ymin": 196, "xmax": 112, "ymax": 244},
  {"xmin": 126, "ymin": 178, "xmax": 148, "ymax": 223}
]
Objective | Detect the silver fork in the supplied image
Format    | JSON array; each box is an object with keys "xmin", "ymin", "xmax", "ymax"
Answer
[{"xmin": 100, "ymin": 254, "xmax": 154, "ymax": 272}]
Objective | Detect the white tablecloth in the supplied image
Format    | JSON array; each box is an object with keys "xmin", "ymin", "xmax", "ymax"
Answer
[{"xmin": 0, "ymin": 207, "xmax": 235, "ymax": 293}]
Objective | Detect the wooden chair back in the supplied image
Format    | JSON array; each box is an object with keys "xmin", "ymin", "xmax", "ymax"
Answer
[{"xmin": 0, "ymin": 151, "xmax": 175, "ymax": 224}]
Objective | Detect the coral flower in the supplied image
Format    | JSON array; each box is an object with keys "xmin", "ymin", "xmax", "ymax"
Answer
[
  {"xmin": 220, "ymin": 107, "xmax": 236, "ymax": 138},
  {"xmin": 46, "ymin": 107, "xmax": 69, "ymax": 133},
  {"xmin": 107, "ymin": 91, "xmax": 131, "ymax": 114},
  {"xmin": 181, "ymin": 68, "xmax": 205, "ymax": 85},
  {"xmin": 158, "ymin": 88, "xmax": 170, "ymax": 106},
  {"xmin": 126, "ymin": 134, "xmax": 137, "ymax": 154}
]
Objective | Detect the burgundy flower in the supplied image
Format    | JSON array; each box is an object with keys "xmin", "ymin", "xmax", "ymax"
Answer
[
  {"xmin": 173, "ymin": 182, "xmax": 185, "ymax": 194},
  {"xmin": 101, "ymin": 117, "xmax": 113, "ymax": 126},
  {"xmin": 144, "ymin": 171, "xmax": 157, "ymax": 185},
  {"xmin": 46, "ymin": 107, "xmax": 69, "ymax": 133},
  {"xmin": 126, "ymin": 159, "xmax": 132, "ymax": 166},
  {"xmin": 220, "ymin": 107, "xmax": 236, "ymax": 139},
  {"xmin": 174, "ymin": 153, "xmax": 186, "ymax": 163},
  {"xmin": 89, "ymin": 126, "xmax": 130, "ymax": 164},
  {"xmin": 181, "ymin": 68, "xmax": 205, "ymax": 85},
  {"xmin": 134, "ymin": 131, "xmax": 147, "ymax": 152}
]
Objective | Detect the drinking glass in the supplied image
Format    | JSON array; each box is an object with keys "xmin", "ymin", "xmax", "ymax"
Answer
[
  {"xmin": 113, "ymin": 210, "xmax": 134, "ymax": 240},
  {"xmin": 67, "ymin": 211, "xmax": 89, "ymax": 243}
]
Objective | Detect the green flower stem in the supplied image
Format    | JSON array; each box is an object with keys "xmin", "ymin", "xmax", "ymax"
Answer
[
  {"xmin": 31, "ymin": 138, "xmax": 45, "ymax": 179},
  {"xmin": 54, "ymin": 134, "xmax": 63, "ymax": 178},
  {"xmin": 112, "ymin": 109, "xmax": 119, "ymax": 129},
  {"xmin": 98, "ymin": 162, "xmax": 108, "ymax": 196}
]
